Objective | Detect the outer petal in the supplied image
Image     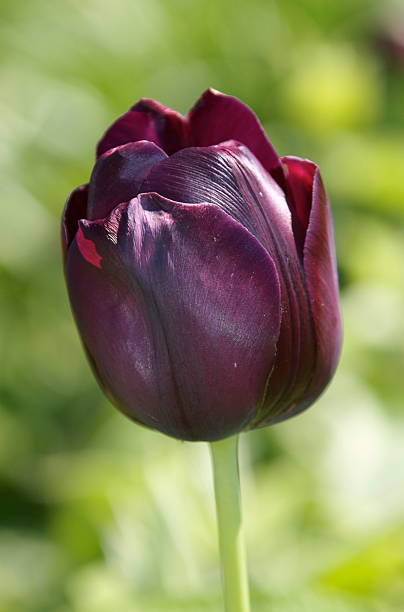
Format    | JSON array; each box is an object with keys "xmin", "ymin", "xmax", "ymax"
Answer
[
  {"xmin": 302, "ymin": 168, "xmax": 342, "ymax": 403},
  {"xmin": 142, "ymin": 142, "xmax": 317, "ymax": 421},
  {"xmin": 258, "ymin": 160, "xmax": 342, "ymax": 426},
  {"xmin": 66, "ymin": 193, "xmax": 281, "ymax": 441},
  {"xmin": 61, "ymin": 184, "xmax": 88, "ymax": 258},
  {"xmin": 96, "ymin": 99, "xmax": 187, "ymax": 158},
  {"xmin": 188, "ymin": 89, "xmax": 286, "ymax": 187},
  {"xmin": 87, "ymin": 141, "xmax": 167, "ymax": 220}
]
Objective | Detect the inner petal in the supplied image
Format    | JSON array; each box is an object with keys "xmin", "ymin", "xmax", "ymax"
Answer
[
  {"xmin": 141, "ymin": 140, "xmax": 294, "ymax": 257},
  {"xmin": 187, "ymin": 88, "xmax": 286, "ymax": 188},
  {"xmin": 87, "ymin": 140, "xmax": 167, "ymax": 220}
]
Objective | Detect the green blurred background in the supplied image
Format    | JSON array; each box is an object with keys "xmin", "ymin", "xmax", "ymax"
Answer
[{"xmin": 1, "ymin": 0, "xmax": 404, "ymax": 610}]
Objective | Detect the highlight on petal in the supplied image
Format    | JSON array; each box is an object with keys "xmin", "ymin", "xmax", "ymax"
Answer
[
  {"xmin": 76, "ymin": 225, "xmax": 102, "ymax": 269},
  {"xmin": 61, "ymin": 184, "xmax": 88, "ymax": 258},
  {"xmin": 66, "ymin": 193, "xmax": 281, "ymax": 441},
  {"xmin": 87, "ymin": 141, "xmax": 167, "ymax": 221},
  {"xmin": 96, "ymin": 99, "xmax": 187, "ymax": 158},
  {"xmin": 188, "ymin": 89, "xmax": 286, "ymax": 187}
]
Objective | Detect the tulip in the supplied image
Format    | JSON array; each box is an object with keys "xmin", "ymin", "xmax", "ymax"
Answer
[{"xmin": 62, "ymin": 88, "xmax": 342, "ymax": 443}]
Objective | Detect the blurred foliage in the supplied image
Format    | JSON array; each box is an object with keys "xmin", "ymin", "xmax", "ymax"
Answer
[{"xmin": 1, "ymin": 0, "xmax": 404, "ymax": 610}]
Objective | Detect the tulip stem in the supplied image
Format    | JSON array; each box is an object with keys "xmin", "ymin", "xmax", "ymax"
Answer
[{"xmin": 210, "ymin": 435, "xmax": 251, "ymax": 612}]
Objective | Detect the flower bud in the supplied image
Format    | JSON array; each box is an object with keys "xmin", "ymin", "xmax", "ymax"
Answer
[{"xmin": 62, "ymin": 89, "xmax": 342, "ymax": 441}]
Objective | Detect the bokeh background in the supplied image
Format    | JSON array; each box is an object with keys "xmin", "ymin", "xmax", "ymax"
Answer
[{"xmin": 1, "ymin": 0, "xmax": 404, "ymax": 610}]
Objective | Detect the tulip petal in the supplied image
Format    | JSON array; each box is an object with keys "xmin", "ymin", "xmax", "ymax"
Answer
[
  {"xmin": 96, "ymin": 99, "xmax": 187, "ymax": 157},
  {"xmin": 87, "ymin": 141, "xmax": 167, "ymax": 220},
  {"xmin": 61, "ymin": 184, "xmax": 89, "ymax": 257},
  {"xmin": 188, "ymin": 89, "xmax": 286, "ymax": 187},
  {"xmin": 142, "ymin": 142, "xmax": 318, "ymax": 422},
  {"xmin": 142, "ymin": 141, "xmax": 293, "ymax": 257},
  {"xmin": 257, "ymin": 160, "xmax": 342, "ymax": 426},
  {"xmin": 301, "ymin": 168, "xmax": 342, "ymax": 402},
  {"xmin": 66, "ymin": 193, "xmax": 281, "ymax": 441},
  {"xmin": 281, "ymin": 156, "xmax": 317, "ymax": 257}
]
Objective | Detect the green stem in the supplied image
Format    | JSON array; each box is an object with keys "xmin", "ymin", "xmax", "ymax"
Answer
[{"xmin": 210, "ymin": 435, "xmax": 251, "ymax": 612}]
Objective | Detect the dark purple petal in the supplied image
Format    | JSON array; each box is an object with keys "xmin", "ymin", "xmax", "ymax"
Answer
[
  {"xmin": 142, "ymin": 141, "xmax": 292, "ymax": 256},
  {"xmin": 142, "ymin": 142, "xmax": 318, "ymax": 425},
  {"xmin": 130, "ymin": 99, "xmax": 188, "ymax": 154},
  {"xmin": 188, "ymin": 89, "xmax": 286, "ymax": 187},
  {"xmin": 66, "ymin": 193, "xmax": 281, "ymax": 441},
  {"xmin": 256, "ymin": 162, "xmax": 342, "ymax": 426},
  {"xmin": 96, "ymin": 111, "xmax": 150, "ymax": 157},
  {"xmin": 302, "ymin": 168, "xmax": 342, "ymax": 403},
  {"xmin": 96, "ymin": 99, "xmax": 187, "ymax": 158},
  {"xmin": 61, "ymin": 184, "xmax": 88, "ymax": 258},
  {"xmin": 87, "ymin": 141, "xmax": 167, "ymax": 220},
  {"xmin": 282, "ymin": 156, "xmax": 317, "ymax": 257}
]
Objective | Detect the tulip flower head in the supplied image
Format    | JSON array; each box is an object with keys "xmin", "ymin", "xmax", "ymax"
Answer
[{"xmin": 62, "ymin": 89, "xmax": 342, "ymax": 442}]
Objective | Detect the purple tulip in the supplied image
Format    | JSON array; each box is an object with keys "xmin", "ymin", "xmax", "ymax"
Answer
[{"xmin": 62, "ymin": 89, "xmax": 342, "ymax": 441}]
